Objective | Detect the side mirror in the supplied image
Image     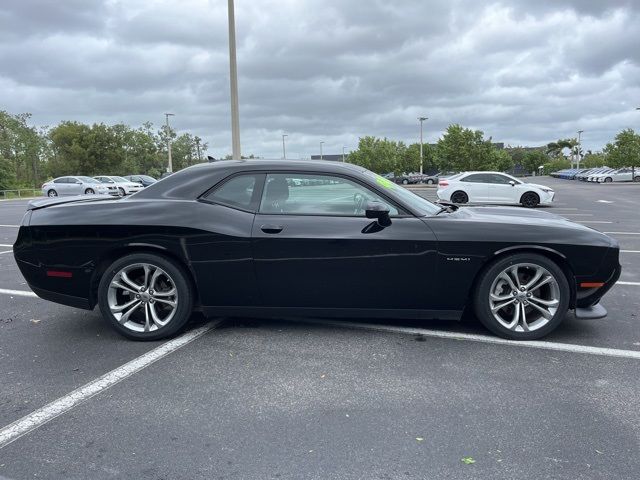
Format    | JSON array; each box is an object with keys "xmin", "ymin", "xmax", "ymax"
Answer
[
  {"xmin": 365, "ymin": 201, "xmax": 391, "ymax": 227},
  {"xmin": 509, "ymin": 180, "xmax": 516, "ymax": 186}
]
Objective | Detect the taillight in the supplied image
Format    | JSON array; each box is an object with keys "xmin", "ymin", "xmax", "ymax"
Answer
[{"xmin": 439, "ymin": 180, "xmax": 449, "ymax": 187}]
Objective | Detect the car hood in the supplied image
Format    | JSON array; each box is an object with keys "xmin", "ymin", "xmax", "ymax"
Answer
[{"xmin": 524, "ymin": 183, "xmax": 552, "ymax": 190}]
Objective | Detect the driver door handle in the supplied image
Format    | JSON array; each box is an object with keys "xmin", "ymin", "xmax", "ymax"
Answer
[{"xmin": 261, "ymin": 225, "xmax": 284, "ymax": 234}]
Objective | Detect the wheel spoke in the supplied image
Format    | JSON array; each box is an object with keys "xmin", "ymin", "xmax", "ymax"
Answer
[
  {"xmin": 523, "ymin": 268, "xmax": 543, "ymax": 290},
  {"xmin": 120, "ymin": 271, "xmax": 142, "ymax": 291},
  {"xmin": 529, "ymin": 296, "xmax": 559, "ymax": 307},
  {"xmin": 143, "ymin": 303, "xmax": 151, "ymax": 332},
  {"xmin": 153, "ymin": 288, "xmax": 176, "ymax": 297},
  {"xmin": 143, "ymin": 264, "xmax": 152, "ymax": 289},
  {"xmin": 153, "ymin": 297, "xmax": 176, "ymax": 307},
  {"xmin": 508, "ymin": 266, "xmax": 521, "ymax": 288},
  {"xmin": 527, "ymin": 299, "xmax": 553, "ymax": 320},
  {"xmin": 118, "ymin": 301, "xmax": 142, "ymax": 324},
  {"xmin": 528, "ymin": 275, "xmax": 553, "ymax": 292},
  {"xmin": 110, "ymin": 281, "xmax": 138, "ymax": 296},
  {"xmin": 149, "ymin": 268, "xmax": 163, "ymax": 291},
  {"xmin": 111, "ymin": 297, "xmax": 139, "ymax": 313},
  {"xmin": 149, "ymin": 303, "xmax": 165, "ymax": 327},
  {"xmin": 505, "ymin": 302, "xmax": 520, "ymax": 330},
  {"xmin": 520, "ymin": 304, "xmax": 530, "ymax": 331},
  {"xmin": 491, "ymin": 298, "xmax": 516, "ymax": 313},
  {"xmin": 498, "ymin": 272, "xmax": 517, "ymax": 292},
  {"xmin": 490, "ymin": 291, "xmax": 512, "ymax": 301}
]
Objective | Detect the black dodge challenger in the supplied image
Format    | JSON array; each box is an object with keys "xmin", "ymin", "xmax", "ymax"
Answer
[{"xmin": 14, "ymin": 160, "xmax": 620, "ymax": 341}]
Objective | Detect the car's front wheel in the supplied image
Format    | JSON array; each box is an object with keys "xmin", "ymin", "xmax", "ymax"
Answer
[
  {"xmin": 450, "ymin": 191, "xmax": 468, "ymax": 204},
  {"xmin": 473, "ymin": 253, "xmax": 570, "ymax": 340},
  {"xmin": 47, "ymin": 189, "xmax": 58, "ymax": 197},
  {"xmin": 520, "ymin": 192, "xmax": 539, "ymax": 208},
  {"xmin": 118, "ymin": 187, "xmax": 126, "ymax": 196},
  {"xmin": 85, "ymin": 188, "xmax": 95, "ymax": 194},
  {"xmin": 426, "ymin": 179, "xmax": 434, "ymax": 185},
  {"xmin": 98, "ymin": 253, "xmax": 194, "ymax": 340}
]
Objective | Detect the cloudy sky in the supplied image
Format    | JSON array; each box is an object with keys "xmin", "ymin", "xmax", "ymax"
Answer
[{"xmin": 1, "ymin": 0, "xmax": 639, "ymax": 158}]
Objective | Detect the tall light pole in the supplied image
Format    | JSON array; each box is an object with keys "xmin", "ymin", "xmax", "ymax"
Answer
[
  {"xmin": 320, "ymin": 141, "xmax": 324, "ymax": 160},
  {"xmin": 227, "ymin": 0, "xmax": 241, "ymax": 160},
  {"xmin": 282, "ymin": 134, "xmax": 288, "ymax": 159},
  {"xmin": 164, "ymin": 113, "xmax": 175, "ymax": 173},
  {"xmin": 577, "ymin": 130, "xmax": 584, "ymax": 169},
  {"xmin": 418, "ymin": 117, "xmax": 428, "ymax": 174},
  {"xmin": 342, "ymin": 146, "xmax": 347, "ymax": 162}
]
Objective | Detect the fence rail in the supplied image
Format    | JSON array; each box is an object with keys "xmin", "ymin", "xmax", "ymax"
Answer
[{"xmin": 0, "ymin": 189, "xmax": 41, "ymax": 200}]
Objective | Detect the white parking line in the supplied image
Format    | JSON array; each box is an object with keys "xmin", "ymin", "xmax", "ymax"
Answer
[
  {"xmin": 597, "ymin": 200, "xmax": 614, "ymax": 203},
  {"xmin": 0, "ymin": 250, "xmax": 13, "ymax": 255},
  {"xmin": 299, "ymin": 319, "xmax": 640, "ymax": 360},
  {"xmin": 560, "ymin": 214, "xmax": 593, "ymax": 216},
  {"xmin": 0, "ymin": 225, "xmax": 19, "ymax": 228},
  {"xmin": 621, "ymin": 250, "xmax": 640, "ymax": 254},
  {"xmin": 605, "ymin": 232, "xmax": 640, "ymax": 235},
  {"xmin": 0, "ymin": 322, "xmax": 219, "ymax": 449},
  {"xmin": 0, "ymin": 288, "xmax": 37, "ymax": 298},
  {"xmin": 618, "ymin": 281, "xmax": 640, "ymax": 286},
  {"xmin": 0, "ymin": 244, "xmax": 13, "ymax": 247}
]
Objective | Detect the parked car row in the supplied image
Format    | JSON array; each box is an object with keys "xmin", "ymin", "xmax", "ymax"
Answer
[
  {"xmin": 437, "ymin": 171, "xmax": 554, "ymax": 208},
  {"xmin": 383, "ymin": 172, "xmax": 449, "ymax": 185},
  {"xmin": 41, "ymin": 175, "xmax": 157, "ymax": 197},
  {"xmin": 552, "ymin": 167, "xmax": 639, "ymax": 182}
]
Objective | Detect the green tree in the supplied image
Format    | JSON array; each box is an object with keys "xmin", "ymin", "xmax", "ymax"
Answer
[
  {"xmin": 604, "ymin": 129, "xmax": 640, "ymax": 179},
  {"xmin": 546, "ymin": 138, "xmax": 577, "ymax": 159},
  {"xmin": 347, "ymin": 136, "xmax": 406, "ymax": 174},
  {"xmin": 521, "ymin": 150, "xmax": 549, "ymax": 174},
  {"xmin": 580, "ymin": 152, "xmax": 606, "ymax": 169},
  {"xmin": 435, "ymin": 124, "xmax": 507, "ymax": 171},
  {"xmin": 0, "ymin": 111, "xmax": 45, "ymax": 188}
]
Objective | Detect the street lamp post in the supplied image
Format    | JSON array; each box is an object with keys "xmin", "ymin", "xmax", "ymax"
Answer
[
  {"xmin": 342, "ymin": 146, "xmax": 347, "ymax": 162},
  {"xmin": 282, "ymin": 134, "xmax": 288, "ymax": 159},
  {"xmin": 164, "ymin": 113, "xmax": 175, "ymax": 173},
  {"xmin": 320, "ymin": 141, "xmax": 324, "ymax": 160},
  {"xmin": 577, "ymin": 130, "xmax": 584, "ymax": 169},
  {"xmin": 418, "ymin": 117, "xmax": 428, "ymax": 175},
  {"xmin": 227, "ymin": 0, "xmax": 241, "ymax": 160}
]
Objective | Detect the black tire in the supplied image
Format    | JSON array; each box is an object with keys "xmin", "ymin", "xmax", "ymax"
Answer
[
  {"xmin": 426, "ymin": 179, "xmax": 434, "ymax": 185},
  {"xmin": 473, "ymin": 253, "xmax": 570, "ymax": 340},
  {"xmin": 451, "ymin": 190, "xmax": 468, "ymax": 204},
  {"xmin": 98, "ymin": 253, "xmax": 194, "ymax": 340},
  {"xmin": 520, "ymin": 192, "xmax": 540, "ymax": 208},
  {"xmin": 85, "ymin": 188, "xmax": 95, "ymax": 194},
  {"xmin": 604, "ymin": 177, "xmax": 612, "ymax": 183},
  {"xmin": 118, "ymin": 187, "xmax": 126, "ymax": 196},
  {"xmin": 47, "ymin": 189, "xmax": 58, "ymax": 197},
  {"xmin": 402, "ymin": 179, "xmax": 409, "ymax": 185},
  {"xmin": 634, "ymin": 176, "xmax": 640, "ymax": 183}
]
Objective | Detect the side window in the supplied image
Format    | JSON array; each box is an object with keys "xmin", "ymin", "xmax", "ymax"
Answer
[
  {"xmin": 203, "ymin": 174, "xmax": 259, "ymax": 211},
  {"xmin": 488, "ymin": 174, "xmax": 512, "ymax": 184},
  {"xmin": 53, "ymin": 177, "xmax": 67, "ymax": 184},
  {"xmin": 259, "ymin": 173, "xmax": 400, "ymax": 216},
  {"xmin": 462, "ymin": 174, "xmax": 486, "ymax": 183}
]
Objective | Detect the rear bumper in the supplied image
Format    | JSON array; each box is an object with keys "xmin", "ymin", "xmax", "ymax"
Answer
[{"xmin": 29, "ymin": 284, "xmax": 92, "ymax": 310}]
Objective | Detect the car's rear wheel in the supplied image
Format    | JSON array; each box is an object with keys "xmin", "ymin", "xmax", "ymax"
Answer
[
  {"xmin": 473, "ymin": 253, "xmax": 570, "ymax": 340},
  {"xmin": 85, "ymin": 188, "xmax": 95, "ymax": 194},
  {"xmin": 426, "ymin": 179, "xmax": 434, "ymax": 185},
  {"xmin": 402, "ymin": 179, "xmax": 409, "ymax": 185},
  {"xmin": 451, "ymin": 191, "xmax": 468, "ymax": 204},
  {"xmin": 520, "ymin": 192, "xmax": 539, "ymax": 208},
  {"xmin": 47, "ymin": 189, "xmax": 58, "ymax": 197},
  {"xmin": 98, "ymin": 253, "xmax": 193, "ymax": 340},
  {"xmin": 118, "ymin": 187, "xmax": 126, "ymax": 196},
  {"xmin": 634, "ymin": 176, "xmax": 640, "ymax": 183},
  {"xmin": 604, "ymin": 177, "xmax": 613, "ymax": 183}
]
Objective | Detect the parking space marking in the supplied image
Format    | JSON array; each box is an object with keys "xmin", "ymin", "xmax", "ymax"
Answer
[
  {"xmin": 0, "ymin": 225, "xmax": 19, "ymax": 228},
  {"xmin": 576, "ymin": 221, "xmax": 613, "ymax": 224},
  {"xmin": 618, "ymin": 281, "xmax": 640, "ymax": 286},
  {"xmin": 559, "ymin": 213, "xmax": 593, "ymax": 216},
  {"xmin": 0, "ymin": 321, "xmax": 219, "ymax": 449},
  {"xmin": 0, "ymin": 288, "xmax": 37, "ymax": 298},
  {"xmin": 621, "ymin": 250, "xmax": 640, "ymax": 254},
  {"xmin": 605, "ymin": 232, "xmax": 640, "ymax": 235},
  {"xmin": 0, "ymin": 250, "xmax": 12, "ymax": 255},
  {"xmin": 598, "ymin": 200, "xmax": 614, "ymax": 203},
  {"xmin": 0, "ymin": 244, "xmax": 12, "ymax": 247},
  {"xmin": 298, "ymin": 319, "xmax": 640, "ymax": 360}
]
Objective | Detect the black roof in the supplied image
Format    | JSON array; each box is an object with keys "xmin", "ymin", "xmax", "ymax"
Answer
[{"xmin": 133, "ymin": 159, "xmax": 366, "ymax": 201}]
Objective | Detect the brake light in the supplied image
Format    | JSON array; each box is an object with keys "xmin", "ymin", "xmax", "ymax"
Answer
[
  {"xmin": 439, "ymin": 180, "xmax": 449, "ymax": 187},
  {"xmin": 46, "ymin": 270, "xmax": 73, "ymax": 278},
  {"xmin": 580, "ymin": 282, "xmax": 605, "ymax": 288}
]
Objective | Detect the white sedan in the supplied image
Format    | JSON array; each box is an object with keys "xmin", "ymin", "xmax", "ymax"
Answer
[
  {"xmin": 93, "ymin": 176, "xmax": 144, "ymax": 195},
  {"xmin": 595, "ymin": 168, "xmax": 639, "ymax": 183},
  {"xmin": 437, "ymin": 171, "xmax": 555, "ymax": 208}
]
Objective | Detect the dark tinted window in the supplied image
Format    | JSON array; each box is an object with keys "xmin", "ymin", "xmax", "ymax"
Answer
[
  {"xmin": 53, "ymin": 177, "xmax": 68, "ymax": 184},
  {"xmin": 204, "ymin": 174, "xmax": 258, "ymax": 210},
  {"xmin": 462, "ymin": 174, "xmax": 491, "ymax": 183}
]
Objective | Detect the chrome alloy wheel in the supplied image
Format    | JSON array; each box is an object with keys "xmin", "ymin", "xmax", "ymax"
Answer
[
  {"xmin": 488, "ymin": 263, "xmax": 560, "ymax": 333},
  {"xmin": 107, "ymin": 263, "xmax": 178, "ymax": 333}
]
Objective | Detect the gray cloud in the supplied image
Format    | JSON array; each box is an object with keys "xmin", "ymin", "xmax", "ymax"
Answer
[{"xmin": 1, "ymin": 0, "xmax": 639, "ymax": 159}]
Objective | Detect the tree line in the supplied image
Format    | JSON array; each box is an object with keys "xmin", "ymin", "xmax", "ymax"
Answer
[
  {"xmin": 1, "ymin": 110, "xmax": 638, "ymax": 191},
  {"xmin": 0, "ymin": 110, "xmax": 207, "ymax": 190}
]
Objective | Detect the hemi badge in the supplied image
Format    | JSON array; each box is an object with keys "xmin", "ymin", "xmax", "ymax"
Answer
[
  {"xmin": 47, "ymin": 270, "xmax": 73, "ymax": 278},
  {"xmin": 580, "ymin": 282, "xmax": 605, "ymax": 288}
]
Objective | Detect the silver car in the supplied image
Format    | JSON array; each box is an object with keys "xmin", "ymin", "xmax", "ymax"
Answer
[{"xmin": 41, "ymin": 176, "xmax": 116, "ymax": 197}]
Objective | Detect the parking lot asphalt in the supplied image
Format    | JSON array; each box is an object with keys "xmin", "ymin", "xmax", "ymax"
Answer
[{"xmin": 0, "ymin": 178, "xmax": 639, "ymax": 479}]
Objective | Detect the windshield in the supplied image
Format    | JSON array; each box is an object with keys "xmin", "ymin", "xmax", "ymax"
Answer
[
  {"xmin": 365, "ymin": 171, "xmax": 441, "ymax": 215},
  {"xmin": 77, "ymin": 176, "xmax": 96, "ymax": 183},
  {"xmin": 138, "ymin": 175, "xmax": 156, "ymax": 182}
]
